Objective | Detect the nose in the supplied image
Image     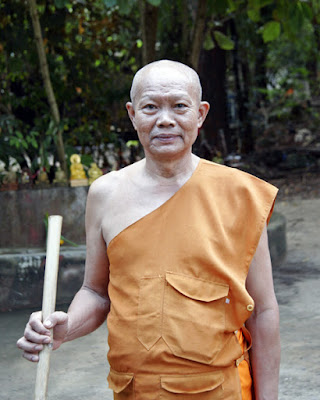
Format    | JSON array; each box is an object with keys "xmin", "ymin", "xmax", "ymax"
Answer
[{"xmin": 156, "ymin": 108, "xmax": 176, "ymax": 128}]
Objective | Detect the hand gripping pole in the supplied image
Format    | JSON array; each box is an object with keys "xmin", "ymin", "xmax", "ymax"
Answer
[{"xmin": 34, "ymin": 215, "xmax": 63, "ymax": 400}]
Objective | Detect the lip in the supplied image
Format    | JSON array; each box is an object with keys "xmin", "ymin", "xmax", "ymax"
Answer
[{"xmin": 153, "ymin": 133, "xmax": 180, "ymax": 141}]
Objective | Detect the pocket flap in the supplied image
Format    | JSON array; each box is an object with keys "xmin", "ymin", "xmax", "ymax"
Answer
[
  {"xmin": 161, "ymin": 371, "xmax": 224, "ymax": 394},
  {"xmin": 107, "ymin": 368, "xmax": 134, "ymax": 393},
  {"xmin": 166, "ymin": 272, "xmax": 229, "ymax": 302}
]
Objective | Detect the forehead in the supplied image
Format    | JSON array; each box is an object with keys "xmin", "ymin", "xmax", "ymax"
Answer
[{"xmin": 132, "ymin": 67, "xmax": 199, "ymax": 102}]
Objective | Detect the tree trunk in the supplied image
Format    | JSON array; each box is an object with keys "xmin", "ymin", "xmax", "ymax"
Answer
[
  {"xmin": 230, "ymin": 18, "xmax": 254, "ymax": 154},
  {"xmin": 189, "ymin": 0, "xmax": 208, "ymax": 69},
  {"xmin": 179, "ymin": 0, "xmax": 190, "ymax": 64},
  {"xmin": 254, "ymin": 34, "xmax": 268, "ymax": 106},
  {"xmin": 138, "ymin": 0, "xmax": 159, "ymax": 65},
  {"xmin": 307, "ymin": 18, "xmax": 320, "ymax": 93},
  {"xmin": 28, "ymin": 0, "xmax": 66, "ymax": 173},
  {"xmin": 198, "ymin": 38, "xmax": 230, "ymax": 157}
]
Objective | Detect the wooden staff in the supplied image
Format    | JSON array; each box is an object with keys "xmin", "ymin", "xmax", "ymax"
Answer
[{"xmin": 34, "ymin": 215, "xmax": 63, "ymax": 400}]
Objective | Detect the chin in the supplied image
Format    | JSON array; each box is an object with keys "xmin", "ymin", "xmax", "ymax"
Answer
[{"xmin": 148, "ymin": 145, "xmax": 189, "ymax": 159}]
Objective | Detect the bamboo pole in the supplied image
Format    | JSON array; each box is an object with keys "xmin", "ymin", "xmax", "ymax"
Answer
[{"xmin": 34, "ymin": 215, "xmax": 63, "ymax": 400}]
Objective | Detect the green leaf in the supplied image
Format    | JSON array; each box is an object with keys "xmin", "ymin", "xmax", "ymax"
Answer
[
  {"xmin": 260, "ymin": 0, "xmax": 274, "ymax": 8},
  {"xmin": 203, "ymin": 31, "xmax": 215, "ymax": 51},
  {"xmin": 260, "ymin": 0, "xmax": 274, "ymax": 6},
  {"xmin": 117, "ymin": 0, "xmax": 134, "ymax": 15},
  {"xmin": 147, "ymin": 0, "xmax": 161, "ymax": 6},
  {"xmin": 136, "ymin": 39, "xmax": 143, "ymax": 48},
  {"xmin": 207, "ymin": 0, "xmax": 232, "ymax": 14},
  {"xmin": 54, "ymin": 0, "xmax": 68, "ymax": 9},
  {"xmin": 31, "ymin": 138, "xmax": 38, "ymax": 149},
  {"xmin": 213, "ymin": 31, "xmax": 235, "ymax": 50},
  {"xmin": 126, "ymin": 140, "xmax": 139, "ymax": 147},
  {"xmin": 300, "ymin": 3, "xmax": 313, "ymax": 20},
  {"xmin": 247, "ymin": 8, "xmax": 260, "ymax": 22},
  {"xmin": 261, "ymin": 21, "xmax": 281, "ymax": 43},
  {"xmin": 102, "ymin": 0, "xmax": 117, "ymax": 8},
  {"xmin": 226, "ymin": 0, "xmax": 237, "ymax": 13}
]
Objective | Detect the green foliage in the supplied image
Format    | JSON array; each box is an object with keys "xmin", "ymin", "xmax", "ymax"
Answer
[
  {"xmin": 1, "ymin": 0, "xmax": 320, "ymax": 169},
  {"xmin": 203, "ymin": 30, "xmax": 215, "ymax": 51},
  {"xmin": 0, "ymin": 0, "xmax": 141, "ymax": 172},
  {"xmin": 213, "ymin": 31, "xmax": 235, "ymax": 50},
  {"xmin": 261, "ymin": 20, "xmax": 281, "ymax": 42},
  {"xmin": 54, "ymin": 0, "xmax": 69, "ymax": 8},
  {"xmin": 102, "ymin": 0, "xmax": 136, "ymax": 15},
  {"xmin": 147, "ymin": 0, "xmax": 162, "ymax": 6}
]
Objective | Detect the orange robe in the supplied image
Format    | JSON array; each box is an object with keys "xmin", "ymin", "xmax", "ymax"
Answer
[{"xmin": 106, "ymin": 159, "xmax": 278, "ymax": 399}]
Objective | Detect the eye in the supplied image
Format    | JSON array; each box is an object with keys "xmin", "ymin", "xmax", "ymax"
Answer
[
  {"xmin": 144, "ymin": 104, "xmax": 157, "ymax": 110},
  {"xmin": 175, "ymin": 103, "xmax": 187, "ymax": 109}
]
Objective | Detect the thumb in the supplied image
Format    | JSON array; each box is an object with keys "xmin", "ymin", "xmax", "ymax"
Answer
[{"xmin": 44, "ymin": 311, "xmax": 68, "ymax": 329}]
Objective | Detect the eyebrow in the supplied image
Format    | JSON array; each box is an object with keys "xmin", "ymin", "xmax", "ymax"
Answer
[{"xmin": 138, "ymin": 92, "xmax": 192, "ymax": 102}]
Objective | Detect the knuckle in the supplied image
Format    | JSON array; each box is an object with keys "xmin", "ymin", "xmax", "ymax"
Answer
[
  {"xmin": 30, "ymin": 311, "xmax": 41, "ymax": 321},
  {"xmin": 24, "ymin": 324, "xmax": 29, "ymax": 336},
  {"xmin": 24, "ymin": 328, "xmax": 32, "ymax": 340}
]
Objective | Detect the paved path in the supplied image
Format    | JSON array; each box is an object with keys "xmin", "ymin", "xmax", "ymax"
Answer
[
  {"xmin": 1, "ymin": 198, "xmax": 320, "ymax": 399},
  {"xmin": 275, "ymin": 198, "xmax": 320, "ymax": 399}
]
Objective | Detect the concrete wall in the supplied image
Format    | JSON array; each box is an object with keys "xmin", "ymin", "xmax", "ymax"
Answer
[
  {"xmin": 0, "ymin": 246, "xmax": 86, "ymax": 312},
  {"xmin": 0, "ymin": 213, "xmax": 286, "ymax": 312},
  {"xmin": 0, "ymin": 186, "xmax": 88, "ymax": 248},
  {"xmin": 0, "ymin": 187, "xmax": 286, "ymax": 312}
]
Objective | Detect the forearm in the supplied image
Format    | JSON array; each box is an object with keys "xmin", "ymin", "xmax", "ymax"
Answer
[
  {"xmin": 64, "ymin": 286, "xmax": 110, "ymax": 343},
  {"xmin": 246, "ymin": 305, "xmax": 280, "ymax": 400}
]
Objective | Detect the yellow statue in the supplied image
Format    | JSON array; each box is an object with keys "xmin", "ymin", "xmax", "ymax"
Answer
[
  {"xmin": 36, "ymin": 167, "xmax": 50, "ymax": 187},
  {"xmin": 53, "ymin": 162, "xmax": 68, "ymax": 186},
  {"xmin": 88, "ymin": 162, "xmax": 103, "ymax": 185},
  {"xmin": 69, "ymin": 154, "xmax": 88, "ymax": 187}
]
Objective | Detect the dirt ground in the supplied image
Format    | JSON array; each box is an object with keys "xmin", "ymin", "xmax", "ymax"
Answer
[{"xmin": 1, "ymin": 175, "xmax": 320, "ymax": 399}]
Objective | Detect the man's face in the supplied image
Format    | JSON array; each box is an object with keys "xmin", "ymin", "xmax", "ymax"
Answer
[{"xmin": 126, "ymin": 67, "xmax": 209, "ymax": 160}]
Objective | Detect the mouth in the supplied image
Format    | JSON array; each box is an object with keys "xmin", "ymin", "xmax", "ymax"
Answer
[{"xmin": 153, "ymin": 133, "xmax": 181, "ymax": 142}]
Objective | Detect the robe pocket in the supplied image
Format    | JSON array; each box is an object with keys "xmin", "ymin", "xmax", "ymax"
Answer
[
  {"xmin": 160, "ymin": 371, "xmax": 224, "ymax": 399},
  {"xmin": 137, "ymin": 276, "xmax": 163, "ymax": 350},
  {"xmin": 163, "ymin": 272, "xmax": 229, "ymax": 364},
  {"xmin": 107, "ymin": 368, "xmax": 135, "ymax": 400}
]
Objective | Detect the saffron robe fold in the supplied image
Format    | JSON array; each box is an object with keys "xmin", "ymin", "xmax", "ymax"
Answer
[{"xmin": 106, "ymin": 159, "xmax": 278, "ymax": 399}]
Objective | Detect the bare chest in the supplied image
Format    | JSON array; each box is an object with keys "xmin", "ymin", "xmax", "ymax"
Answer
[{"xmin": 102, "ymin": 181, "xmax": 179, "ymax": 247}]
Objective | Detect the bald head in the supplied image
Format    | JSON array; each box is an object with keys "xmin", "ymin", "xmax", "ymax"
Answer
[{"xmin": 130, "ymin": 60, "xmax": 202, "ymax": 105}]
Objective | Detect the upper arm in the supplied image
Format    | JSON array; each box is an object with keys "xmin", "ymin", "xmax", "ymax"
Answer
[
  {"xmin": 246, "ymin": 225, "xmax": 278, "ymax": 316},
  {"xmin": 82, "ymin": 178, "xmax": 110, "ymax": 299}
]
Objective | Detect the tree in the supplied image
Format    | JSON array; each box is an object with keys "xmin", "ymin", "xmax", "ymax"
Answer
[
  {"xmin": 28, "ymin": 0, "xmax": 67, "ymax": 172},
  {"xmin": 138, "ymin": 0, "xmax": 159, "ymax": 64},
  {"xmin": 1, "ymin": 0, "xmax": 319, "ymax": 174}
]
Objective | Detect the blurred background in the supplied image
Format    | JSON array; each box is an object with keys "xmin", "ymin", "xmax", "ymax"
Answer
[
  {"xmin": 1, "ymin": 0, "xmax": 320, "ymax": 182},
  {"xmin": 0, "ymin": 1, "xmax": 319, "ymax": 399}
]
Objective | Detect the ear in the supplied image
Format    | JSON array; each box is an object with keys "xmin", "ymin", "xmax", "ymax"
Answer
[
  {"xmin": 197, "ymin": 101, "xmax": 210, "ymax": 128},
  {"xmin": 126, "ymin": 102, "xmax": 137, "ymax": 130}
]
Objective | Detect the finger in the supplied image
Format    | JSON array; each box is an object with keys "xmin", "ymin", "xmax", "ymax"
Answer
[
  {"xmin": 43, "ymin": 311, "xmax": 68, "ymax": 329},
  {"xmin": 17, "ymin": 336, "xmax": 46, "ymax": 353},
  {"xmin": 22, "ymin": 351, "xmax": 40, "ymax": 363},
  {"xmin": 28, "ymin": 312, "xmax": 51, "ymax": 335},
  {"xmin": 23, "ymin": 324, "xmax": 51, "ymax": 345}
]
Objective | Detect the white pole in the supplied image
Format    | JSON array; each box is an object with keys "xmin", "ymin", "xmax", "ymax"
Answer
[{"xmin": 34, "ymin": 215, "xmax": 63, "ymax": 400}]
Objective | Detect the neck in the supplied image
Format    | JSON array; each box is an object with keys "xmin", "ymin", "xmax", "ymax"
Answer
[{"xmin": 143, "ymin": 153, "xmax": 199, "ymax": 184}]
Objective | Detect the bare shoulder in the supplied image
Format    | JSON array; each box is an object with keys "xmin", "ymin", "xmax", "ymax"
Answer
[{"xmin": 87, "ymin": 160, "xmax": 144, "ymax": 204}]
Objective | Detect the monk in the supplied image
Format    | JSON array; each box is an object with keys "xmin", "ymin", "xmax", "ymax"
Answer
[{"xmin": 17, "ymin": 60, "xmax": 280, "ymax": 399}]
